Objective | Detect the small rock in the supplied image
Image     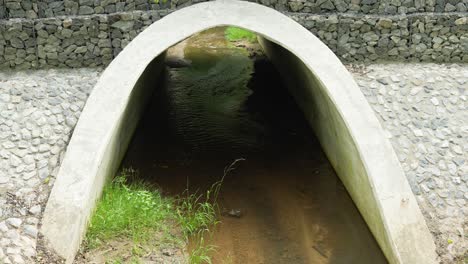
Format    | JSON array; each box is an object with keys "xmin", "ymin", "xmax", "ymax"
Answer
[
  {"xmin": 29, "ymin": 205, "xmax": 41, "ymax": 215},
  {"xmin": 75, "ymin": 46, "xmax": 88, "ymax": 54},
  {"xmin": 2, "ymin": 142, "xmax": 15, "ymax": 149},
  {"xmin": 377, "ymin": 18, "xmax": 393, "ymax": 29},
  {"xmin": 227, "ymin": 209, "xmax": 242, "ymax": 218},
  {"xmin": 452, "ymin": 145, "xmax": 463, "ymax": 155},
  {"xmin": 111, "ymin": 21, "xmax": 134, "ymax": 32},
  {"xmin": 0, "ymin": 222, "xmax": 8, "ymax": 232},
  {"xmin": 6, "ymin": 218, "xmax": 22, "ymax": 229},
  {"xmin": 410, "ymin": 87, "xmax": 423, "ymax": 95},
  {"xmin": 0, "ymin": 177, "xmax": 9, "ymax": 184},
  {"xmin": 63, "ymin": 18, "xmax": 73, "ymax": 28},
  {"xmin": 455, "ymin": 17, "xmax": 468, "ymax": 25},
  {"xmin": 23, "ymin": 225, "xmax": 38, "ymax": 238},
  {"xmin": 11, "ymin": 255, "xmax": 24, "ymax": 264},
  {"xmin": 288, "ymin": 1, "xmax": 304, "ymax": 11},
  {"xmin": 437, "ymin": 190, "xmax": 449, "ymax": 201},
  {"xmin": 38, "ymin": 167, "xmax": 49, "ymax": 179},
  {"xmin": 78, "ymin": 6, "xmax": 94, "ymax": 15},
  {"xmin": 6, "ymin": 248, "xmax": 20, "ymax": 255},
  {"xmin": 413, "ymin": 129, "xmax": 424, "ymax": 137},
  {"xmin": 445, "ymin": 3, "xmax": 456, "ymax": 12},
  {"xmin": 161, "ymin": 248, "xmax": 174, "ymax": 256}
]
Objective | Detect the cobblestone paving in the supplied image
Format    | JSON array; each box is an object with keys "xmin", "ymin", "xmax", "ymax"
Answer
[
  {"xmin": 0, "ymin": 69, "xmax": 101, "ymax": 264},
  {"xmin": 0, "ymin": 64, "xmax": 466, "ymax": 263},
  {"xmin": 351, "ymin": 63, "xmax": 468, "ymax": 263}
]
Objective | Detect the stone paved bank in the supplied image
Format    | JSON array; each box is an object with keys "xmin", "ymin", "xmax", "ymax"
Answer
[
  {"xmin": 351, "ymin": 64, "xmax": 467, "ymax": 263},
  {"xmin": 0, "ymin": 68, "xmax": 100, "ymax": 264},
  {"xmin": 0, "ymin": 63, "xmax": 466, "ymax": 263}
]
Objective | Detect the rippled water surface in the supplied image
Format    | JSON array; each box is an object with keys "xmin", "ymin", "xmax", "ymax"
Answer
[{"xmin": 122, "ymin": 27, "xmax": 387, "ymax": 264}]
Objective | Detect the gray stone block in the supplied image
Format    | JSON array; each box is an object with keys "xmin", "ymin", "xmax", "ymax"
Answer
[
  {"xmin": 79, "ymin": 5, "xmax": 95, "ymax": 15},
  {"xmin": 0, "ymin": 1, "xmax": 466, "ymax": 70}
]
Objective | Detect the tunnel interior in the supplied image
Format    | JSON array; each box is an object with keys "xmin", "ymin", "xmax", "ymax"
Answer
[{"xmin": 118, "ymin": 27, "xmax": 387, "ymax": 263}]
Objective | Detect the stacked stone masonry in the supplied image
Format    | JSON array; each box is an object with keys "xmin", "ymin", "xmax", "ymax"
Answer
[
  {"xmin": 0, "ymin": 0, "xmax": 467, "ymax": 18},
  {"xmin": 0, "ymin": 0, "xmax": 467, "ymax": 67},
  {"xmin": 35, "ymin": 16, "xmax": 112, "ymax": 68}
]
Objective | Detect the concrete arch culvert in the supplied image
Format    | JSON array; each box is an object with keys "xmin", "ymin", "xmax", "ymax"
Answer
[{"xmin": 41, "ymin": 1, "xmax": 437, "ymax": 263}]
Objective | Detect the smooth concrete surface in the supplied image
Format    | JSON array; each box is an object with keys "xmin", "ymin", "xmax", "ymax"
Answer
[{"xmin": 41, "ymin": 1, "xmax": 437, "ymax": 263}]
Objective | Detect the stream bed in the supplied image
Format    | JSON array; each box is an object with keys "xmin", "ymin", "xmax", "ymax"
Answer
[{"xmin": 121, "ymin": 27, "xmax": 387, "ymax": 264}]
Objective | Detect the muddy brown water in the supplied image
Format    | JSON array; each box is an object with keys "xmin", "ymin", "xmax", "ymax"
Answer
[{"xmin": 121, "ymin": 28, "xmax": 388, "ymax": 264}]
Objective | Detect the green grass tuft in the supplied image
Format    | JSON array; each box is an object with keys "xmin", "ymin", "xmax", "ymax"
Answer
[
  {"xmin": 85, "ymin": 168, "xmax": 220, "ymax": 263},
  {"xmin": 188, "ymin": 232, "xmax": 217, "ymax": 264},
  {"xmin": 86, "ymin": 159, "xmax": 244, "ymax": 263},
  {"xmin": 85, "ymin": 169, "xmax": 173, "ymax": 249},
  {"xmin": 225, "ymin": 27, "xmax": 257, "ymax": 43},
  {"xmin": 175, "ymin": 181, "xmax": 222, "ymax": 238}
]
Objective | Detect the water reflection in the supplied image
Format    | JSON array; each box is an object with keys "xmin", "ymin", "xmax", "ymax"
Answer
[{"xmin": 122, "ymin": 27, "xmax": 387, "ymax": 264}]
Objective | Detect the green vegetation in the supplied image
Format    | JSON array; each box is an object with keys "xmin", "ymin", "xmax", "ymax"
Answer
[
  {"xmin": 85, "ymin": 169, "xmax": 172, "ymax": 250},
  {"xmin": 188, "ymin": 234, "xmax": 216, "ymax": 264},
  {"xmin": 85, "ymin": 169, "xmax": 221, "ymax": 263},
  {"xmin": 175, "ymin": 180, "xmax": 223, "ymax": 264},
  {"xmin": 176, "ymin": 189, "xmax": 219, "ymax": 238},
  {"xmin": 85, "ymin": 160, "xmax": 244, "ymax": 263},
  {"xmin": 225, "ymin": 27, "xmax": 257, "ymax": 43}
]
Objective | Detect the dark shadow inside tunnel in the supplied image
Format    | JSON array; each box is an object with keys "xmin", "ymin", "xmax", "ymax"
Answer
[{"xmin": 119, "ymin": 27, "xmax": 388, "ymax": 264}]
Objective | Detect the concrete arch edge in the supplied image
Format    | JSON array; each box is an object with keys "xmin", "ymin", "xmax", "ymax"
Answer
[{"xmin": 41, "ymin": 1, "xmax": 437, "ymax": 263}]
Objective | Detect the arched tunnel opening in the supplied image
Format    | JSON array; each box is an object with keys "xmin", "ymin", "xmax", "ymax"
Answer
[
  {"xmin": 113, "ymin": 27, "xmax": 387, "ymax": 263},
  {"xmin": 40, "ymin": 2, "xmax": 436, "ymax": 263}
]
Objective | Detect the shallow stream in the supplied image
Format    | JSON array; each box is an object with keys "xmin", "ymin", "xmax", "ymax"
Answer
[{"xmin": 121, "ymin": 27, "xmax": 387, "ymax": 264}]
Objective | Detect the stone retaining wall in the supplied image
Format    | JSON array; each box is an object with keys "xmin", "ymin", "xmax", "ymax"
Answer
[
  {"xmin": 0, "ymin": 0, "xmax": 467, "ymax": 69},
  {"xmin": 1, "ymin": 0, "xmax": 467, "ymax": 19},
  {"xmin": 35, "ymin": 16, "xmax": 111, "ymax": 68},
  {"xmin": 334, "ymin": 13, "xmax": 468, "ymax": 62},
  {"xmin": 0, "ymin": 19, "xmax": 37, "ymax": 69},
  {"xmin": 268, "ymin": 0, "xmax": 468, "ymax": 14}
]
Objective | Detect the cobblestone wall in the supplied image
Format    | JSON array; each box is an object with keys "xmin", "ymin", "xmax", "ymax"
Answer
[
  {"xmin": 0, "ymin": 20, "xmax": 37, "ymax": 69},
  {"xmin": 107, "ymin": 10, "xmax": 160, "ymax": 56},
  {"xmin": 4, "ymin": 0, "xmax": 39, "ymax": 19},
  {"xmin": 35, "ymin": 16, "xmax": 113, "ymax": 67},
  {"xmin": 0, "ymin": 0, "xmax": 6, "ymax": 19},
  {"xmin": 332, "ymin": 13, "xmax": 468, "ymax": 62},
  {"xmin": 1, "ymin": 0, "xmax": 467, "ymax": 18},
  {"xmin": 280, "ymin": 0, "xmax": 468, "ymax": 14},
  {"xmin": 0, "ymin": 0, "xmax": 467, "ymax": 69}
]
